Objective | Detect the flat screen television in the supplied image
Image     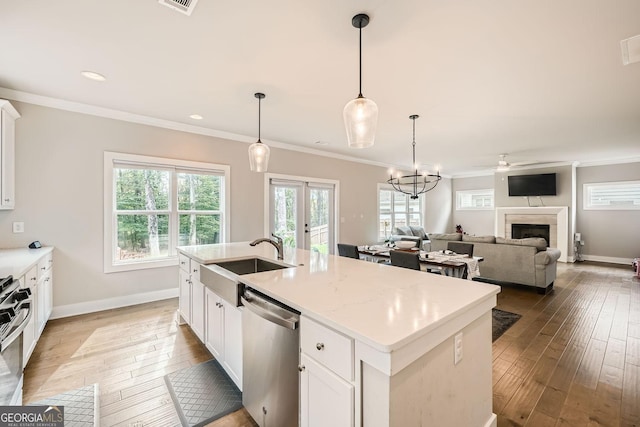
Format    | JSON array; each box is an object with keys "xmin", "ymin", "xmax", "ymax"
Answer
[{"xmin": 508, "ymin": 173, "xmax": 557, "ymax": 196}]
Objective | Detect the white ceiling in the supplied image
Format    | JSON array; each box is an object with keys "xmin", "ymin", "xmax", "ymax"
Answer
[{"xmin": 1, "ymin": 0, "xmax": 639, "ymax": 176}]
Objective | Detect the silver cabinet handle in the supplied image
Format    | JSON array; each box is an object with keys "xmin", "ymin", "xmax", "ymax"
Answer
[
  {"xmin": 3, "ymin": 198, "xmax": 9, "ymax": 202},
  {"xmin": 316, "ymin": 343, "xmax": 325, "ymax": 351},
  {"xmin": 41, "ymin": 267, "xmax": 46, "ymax": 271},
  {"xmin": 193, "ymin": 269, "xmax": 198, "ymax": 273},
  {"xmin": 180, "ymin": 261, "xmax": 186, "ymax": 265},
  {"xmin": 298, "ymin": 365, "xmax": 305, "ymax": 372}
]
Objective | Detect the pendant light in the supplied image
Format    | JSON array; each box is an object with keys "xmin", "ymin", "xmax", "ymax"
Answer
[
  {"xmin": 387, "ymin": 115, "xmax": 441, "ymax": 199},
  {"xmin": 344, "ymin": 13, "xmax": 378, "ymax": 148},
  {"xmin": 248, "ymin": 92, "xmax": 270, "ymax": 172}
]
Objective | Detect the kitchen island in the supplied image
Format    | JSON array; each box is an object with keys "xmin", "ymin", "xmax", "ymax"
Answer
[{"xmin": 178, "ymin": 242, "xmax": 500, "ymax": 427}]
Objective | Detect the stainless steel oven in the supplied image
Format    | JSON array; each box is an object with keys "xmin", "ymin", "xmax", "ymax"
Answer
[{"xmin": 0, "ymin": 276, "xmax": 32, "ymax": 406}]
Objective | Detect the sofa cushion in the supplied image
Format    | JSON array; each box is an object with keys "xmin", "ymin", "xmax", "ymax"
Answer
[
  {"xmin": 496, "ymin": 237, "xmax": 547, "ymax": 251},
  {"xmin": 462, "ymin": 235, "xmax": 496, "ymax": 244},
  {"xmin": 429, "ymin": 233, "xmax": 462, "ymax": 241},
  {"xmin": 394, "ymin": 226, "xmax": 412, "ymax": 236},
  {"xmin": 409, "ymin": 226, "xmax": 428, "ymax": 239}
]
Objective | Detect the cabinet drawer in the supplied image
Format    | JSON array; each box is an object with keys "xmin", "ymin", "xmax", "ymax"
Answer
[
  {"xmin": 25, "ymin": 266, "xmax": 38, "ymax": 289},
  {"xmin": 300, "ymin": 316, "xmax": 353, "ymax": 381},
  {"xmin": 37, "ymin": 253, "xmax": 53, "ymax": 277},
  {"xmin": 178, "ymin": 253, "xmax": 190, "ymax": 272},
  {"xmin": 191, "ymin": 262, "xmax": 201, "ymax": 282}
]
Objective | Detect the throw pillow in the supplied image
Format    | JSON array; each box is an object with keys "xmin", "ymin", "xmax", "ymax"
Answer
[
  {"xmin": 409, "ymin": 226, "xmax": 428, "ymax": 239},
  {"xmin": 394, "ymin": 226, "xmax": 412, "ymax": 236}
]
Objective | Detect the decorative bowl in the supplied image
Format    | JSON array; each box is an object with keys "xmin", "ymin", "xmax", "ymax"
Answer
[{"xmin": 394, "ymin": 241, "xmax": 416, "ymax": 249}]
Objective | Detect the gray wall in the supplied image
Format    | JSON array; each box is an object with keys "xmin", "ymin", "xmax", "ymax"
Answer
[
  {"xmin": 423, "ymin": 177, "xmax": 453, "ymax": 234},
  {"xmin": 0, "ymin": 101, "xmax": 390, "ymax": 309},
  {"xmin": 452, "ymin": 175, "xmax": 494, "ymax": 236},
  {"xmin": 576, "ymin": 162, "xmax": 640, "ymax": 261}
]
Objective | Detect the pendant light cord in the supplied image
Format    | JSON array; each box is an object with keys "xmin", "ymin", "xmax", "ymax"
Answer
[
  {"xmin": 258, "ymin": 96, "xmax": 262, "ymax": 142},
  {"xmin": 358, "ymin": 23, "xmax": 363, "ymax": 97},
  {"xmin": 412, "ymin": 117, "xmax": 416, "ymax": 172}
]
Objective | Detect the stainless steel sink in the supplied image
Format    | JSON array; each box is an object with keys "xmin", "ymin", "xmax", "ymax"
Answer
[{"xmin": 200, "ymin": 258, "xmax": 291, "ymax": 306}]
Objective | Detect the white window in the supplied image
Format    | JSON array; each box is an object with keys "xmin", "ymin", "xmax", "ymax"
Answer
[
  {"xmin": 378, "ymin": 186, "xmax": 423, "ymax": 241},
  {"xmin": 104, "ymin": 152, "xmax": 230, "ymax": 272},
  {"xmin": 456, "ymin": 189, "xmax": 494, "ymax": 210},
  {"xmin": 583, "ymin": 180, "xmax": 640, "ymax": 210}
]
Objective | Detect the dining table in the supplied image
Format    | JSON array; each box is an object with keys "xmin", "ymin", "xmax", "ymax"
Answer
[{"xmin": 358, "ymin": 244, "xmax": 483, "ymax": 280}]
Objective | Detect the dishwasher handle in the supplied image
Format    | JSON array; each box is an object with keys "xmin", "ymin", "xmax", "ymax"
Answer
[{"xmin": 241, "ymin": 292, "xmax": 299, "ymax": 330}]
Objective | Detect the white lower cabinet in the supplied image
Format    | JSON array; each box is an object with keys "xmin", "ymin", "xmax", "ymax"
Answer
[
  {"xmin": 300, "ymin": 353, "xmax": 354, "ymax": 427},
  {"xmin": 191, "ymin": 278, "xmax": 205, "ymax": 341},
  {"xmin": 178, "ymin": 268, "xmax": 192, "ymax": 324},
  {"xmin": 21, "ymin": 251, "xmax": 54, "ymax": 366},
  {"xmin": 300, "ymin": 315, "xmax": 355, "ymax": 427},
  {"xmin": 204, "ymin": 287, "xmax": 243, "ymax": 389},
  {"xmin": 205, "ymin": 287, "xmax": 223, "ymax": 359}
]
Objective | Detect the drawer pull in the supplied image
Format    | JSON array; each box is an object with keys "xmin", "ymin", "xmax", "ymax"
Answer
[
  {"xmin": 298, "ymin": 365, "xmax": 305, "ymax": 372},
  {"xmin": 316, "ymin": 343, "xmax": 325, "ymax": 351},
  {"xmin": 193, "ymin": 269, "xmax": 198, "ymax": 273}
]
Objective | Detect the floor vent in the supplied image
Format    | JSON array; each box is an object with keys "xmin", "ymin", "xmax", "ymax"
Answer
[{"xmin": 158, "ymin": 0, "xmax": 199, "ymax": 16}]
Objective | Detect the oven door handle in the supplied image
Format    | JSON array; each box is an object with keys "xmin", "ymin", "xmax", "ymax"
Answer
[{"xmin": 0, "ymin": 302, "xmax": 32, "ymax": 352}]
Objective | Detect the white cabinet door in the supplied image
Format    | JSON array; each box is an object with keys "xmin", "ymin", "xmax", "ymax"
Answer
[
  {"xmin": 300, "ymin": 353, "xmax": 354, "ymax": 427},
  {"xmin": 205, "ymin": 288, "xmax": 223, "ymax": 359},
  {"xmin": 191, "ymin": 279, "xmax": 205, "ymax": 341},
  {"xmin": 222, "ymin": 299, "xmax": 242, "ymax": 388},
  {"xmin": 178, "ymin": 269, "xmax": 191, "ymax": 324},
  {"xmin": 0, "ymin": 106, "xmax": 17, "ymax": 210},
  {"xmin": 21, "ymin": 272, "xmax": 37, "ymax": 366},
  {"xmin": 43, "ymin": 274, "xmax": 53, "ymax": 320}
]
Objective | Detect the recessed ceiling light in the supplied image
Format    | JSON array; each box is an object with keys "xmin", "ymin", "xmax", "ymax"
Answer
[
  {"xmin": 80, "ymin": 71, "xmax": 106, "ymax": 82},
  {"xmin": 190, "ymin": 114, "xmax": 203, "ymax": 120}
]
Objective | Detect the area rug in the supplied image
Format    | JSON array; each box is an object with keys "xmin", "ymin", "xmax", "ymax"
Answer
[
  {"xmin": 492, "ymin": 308, "xmax": 522, "ymax": 341},
  {"xmin": 165, "ymin": 358, "xmax": 242, "ymax": 427},
  {"xmin": 29, "ymin": 383, "xmax": 99, "ymax": 426}
]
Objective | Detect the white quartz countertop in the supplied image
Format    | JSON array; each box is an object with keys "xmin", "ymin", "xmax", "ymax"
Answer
[
  {"xmin": 178, "ymin": 242, "xmax": 500, "ymax": 353},
  {"xmin": 0, "ymin": 247, "xmax": 54, "ymax": 280}
]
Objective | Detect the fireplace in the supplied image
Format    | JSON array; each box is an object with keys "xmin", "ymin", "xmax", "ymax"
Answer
[
  {"xmin": 495, "ymin": 206, "xmax": 569, "ymax": 262},
  {"xmin": 512, "ymin": 224, "xmax": 550, "ymax": 247}
]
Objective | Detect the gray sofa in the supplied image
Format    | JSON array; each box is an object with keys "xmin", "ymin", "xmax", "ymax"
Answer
[
  {"xmin": 389, "ymin": 226, "xmax": 430, "ymax": 250},
  {"xmin": 429, "ymin": 233, "xmax": 561, "ymax": 294}
]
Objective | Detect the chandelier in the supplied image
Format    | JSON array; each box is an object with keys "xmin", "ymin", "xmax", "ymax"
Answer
[{"xmin": 387, "ymin": 115, "xmax": 441, "ymax": 199}]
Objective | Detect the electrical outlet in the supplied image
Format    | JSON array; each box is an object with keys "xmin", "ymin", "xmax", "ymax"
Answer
[
  {"xmin": 12, "ymin": 222, "xmax": 24, "ymax": 233},
  {"xmin": 454, "ymin": 332, "xmax": 463, "ymax": 365}
]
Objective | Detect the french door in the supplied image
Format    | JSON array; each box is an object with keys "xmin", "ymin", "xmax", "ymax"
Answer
[{"xmin": 268, "ymin": 176, "xmax": 336, "ymax": 254}]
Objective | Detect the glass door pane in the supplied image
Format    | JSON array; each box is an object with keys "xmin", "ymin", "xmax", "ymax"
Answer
[
  {"xmin": 272, "ymin": 185, "xmax": 301, "ymax": 249},
  {"xmin": 307, "ymin": 186, "xmax": 333, "ymax": 254}
]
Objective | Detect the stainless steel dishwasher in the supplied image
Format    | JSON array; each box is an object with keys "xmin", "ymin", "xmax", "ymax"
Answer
[{"xmin": 241, "ymin": 287, "xmax": 300, "ymax": 427}]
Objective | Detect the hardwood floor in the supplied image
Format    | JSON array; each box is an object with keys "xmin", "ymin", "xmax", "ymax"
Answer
[
  {"xmin": 22, "ymin": 299, "xmax": 256, "ymax": 427},
  {"xmin": 494, "ymin": 261, "xmax": 640, "ymax": 426},
  {"xmin": 23, "ymin": 261, "xmax": 639, "ymax": 426}
]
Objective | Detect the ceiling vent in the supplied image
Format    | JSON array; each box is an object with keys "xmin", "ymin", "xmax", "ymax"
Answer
[
  {"xmin": 158, "ymin": 0, "xmax": 199, "ymax": 16},
  {"xmin": 621, "ymin": 35, "xmax": 640, "ymax": 65}
]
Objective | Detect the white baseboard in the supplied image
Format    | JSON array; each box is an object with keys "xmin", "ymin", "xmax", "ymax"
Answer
[
  {"xmin": 50, "ymin": 287, "xmax": 178, "ymax": 319},
  {"xmin": 581, "ymin": 254, "xmax": 634, "ymax": 266},
  {"xmin": 484, "ymin": 413, "xmax": 497, "ymax": 427}
]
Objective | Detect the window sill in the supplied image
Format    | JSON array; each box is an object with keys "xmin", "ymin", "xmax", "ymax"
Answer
[{"xmin": 104, "ymin": 257, "xmax": 179, "ymax": 273}]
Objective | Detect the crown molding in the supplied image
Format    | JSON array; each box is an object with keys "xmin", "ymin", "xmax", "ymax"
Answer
[
  {"xmin": 0, "ymin": 87, "xmax": 395, "ymax": 170},
  {"xmin": 576, "ymin": 157, "xmax": 640, "ymax": 168}
]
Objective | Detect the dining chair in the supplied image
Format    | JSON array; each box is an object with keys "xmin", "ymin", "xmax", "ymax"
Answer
[
  {"xmin": 389, "ymin": 250, "xmax": 421, "ymax": 270},
  {"xmin": 446, "ymin": 241, "xmax": 474, "ymax": 257},
  {"xmin": 337, "ymin": 243, "xmax": 360, "ymax": 259}
]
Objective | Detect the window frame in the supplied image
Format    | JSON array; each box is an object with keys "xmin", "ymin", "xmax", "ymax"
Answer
[
  {"xmin": 104, "ymin": 152, "xmax": 230, "ymax": 273},
  {"xmin": 377, "ymin": 184, "xmax": 424, "ymax": 241},
  {"xmin": 583, "ymin": 180, "xmax": 640, "ymax": 211},
  {"xmin": 455, "ymin": 189, "xmax": 495, "ymax": 211}
]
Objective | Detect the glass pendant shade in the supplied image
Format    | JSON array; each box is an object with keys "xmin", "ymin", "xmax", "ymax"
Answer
[
  {"xmin": 344, "ymin": 95, "xmax": 378, "ymax": 148},
  {"xmin": 248, "ymin": 140, "xmax": 270, "ymax": 172}
]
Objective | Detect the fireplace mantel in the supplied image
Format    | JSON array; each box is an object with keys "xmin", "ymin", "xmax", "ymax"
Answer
[{"xmin": 495, "ymin": 206, "xmax": 568, "ymax": 262}]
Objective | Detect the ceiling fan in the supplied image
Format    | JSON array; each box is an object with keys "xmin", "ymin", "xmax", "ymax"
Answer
[{"xmin": 494, "ymin": 154, "xmax": 541, "ymax": 172}]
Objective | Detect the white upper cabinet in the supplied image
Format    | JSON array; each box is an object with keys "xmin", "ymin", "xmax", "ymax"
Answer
[{"xmin": 0, "ymin": 99, "xmax": 20, "ymax": 210}]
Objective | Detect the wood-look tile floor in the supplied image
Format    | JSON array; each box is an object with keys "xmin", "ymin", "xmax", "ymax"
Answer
[{"xmin": 23, "ymin": 262, "xmax": 639, "ymax": 426}]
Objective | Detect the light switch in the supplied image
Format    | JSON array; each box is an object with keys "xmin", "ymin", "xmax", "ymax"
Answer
[{"xmin": 13, "ymin": 222, "xmax": 24, "ymax": 233}]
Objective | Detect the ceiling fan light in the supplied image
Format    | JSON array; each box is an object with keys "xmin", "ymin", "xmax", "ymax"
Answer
[
  {"xmin": 344, "ymin": 96, "xmax": 378, "ymax": 148},
  {"xmin": 248, "ymin": 140, "xmax": 270, "ymax": 172}
]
